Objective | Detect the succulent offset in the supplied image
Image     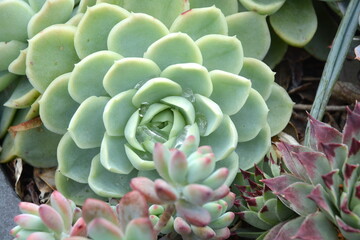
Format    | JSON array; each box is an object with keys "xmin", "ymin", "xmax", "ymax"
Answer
[
  {"xmin": 258, "ymin": 102, "xmax": 360, "ymax": 239},
  {"xmin": 130, "ymin": 136, "xmax": 236, "ymax": 239},
  {"xmin": 11, "ymin": 190, "xmax": 156, "ymax": 240}
]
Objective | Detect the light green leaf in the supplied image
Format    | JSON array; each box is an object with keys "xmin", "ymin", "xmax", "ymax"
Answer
[
  {"xmin": 4, "ymin": 78, "xmax": 40, "ymax": 109},
  {"xmin": 0, "ymin": 40, "xmax": 27, "ymax": 71},
  {"xmin": 189, "ymin": 0, "xmax": 238, "ymax": 16},
  {"xmin": 103, "ymin": 58, "xmax": 161, "ymax": 97},
  {"xmin": 262, "ymin": 26, "xmax": 288, "ymax": 69},
  {"xmin": 124, "ymin": 144, "xmax": 156, "ymax": 170},
  {"xmin": 239, "ymin": 0, "xmax": 286, "ymax": 15},
  {"xmin": 170, "ymin": 6, "xmax": 227, "ymax": 40},
  {"xmin": 227, "ymin": 12, "xmax": 270, "ymax": 59},
  {"xmin": 0, "ymin": 0, "xmax": 34, "ymax": 42},
  {"xmin": 0, "ymin": 71, "xmax": 18, "ymax": 92},
  {"xmin": 269, "ymin": 0, "xmax": 317, "ymax": 47},
  {"xmin": 239, "ymin": 57, "xmax": 275, "ymax": 100},
  {"xmin": 196, "ymin": 34, "xmax": 243, "ymax": 74},
  {"xmin": 161, "ymin": 96, "xmax": 195, "ymax": 125},
  {"xmin": 214, "ymin": 151, "xmax": 239, "ymax": 186},
  {"xmin": 231, "ymin": 88, "xmax": 268, "ymax": 142},
  {"xmin": 40, "ymin": 73, "xmax": 79, "ymax": 134},
  {"xmin": 266, "ymin": 82, "xmax": 294, "ymax": 136},
  {"xmin": 209, "ymin": 70, "xmax": 251, "ymax": 116},
  {"xmin": 108, "ymin": 13, "xmax": 169, "ymax": 57},
  {"xmin": 68, "ymin": 51, "xmax": 122, "ymax": 103},
  {"xmin": 68, "ymin": 96, "xmax": 110, "ymax": 149},
  {"xmin": 27, "ymin": 24, "xmax": 80, "ymax": 93},
  {"xmin": 144, "ymin": 32, "xmax": 202, "ymax": 70},
  {"xmin": 8, "ymin": 48, "xmax": 27, "ymax": 75},
  {"xmin": 27, "ymin": 0, "xmax": 75, "ymax": 38},
  {"xmin": 74, "ymin": 3, "xmax": 129, "ymax": 59},
  {"xmin": 57, "ymin": 133, "xmax": 99, "ymax": 183}
]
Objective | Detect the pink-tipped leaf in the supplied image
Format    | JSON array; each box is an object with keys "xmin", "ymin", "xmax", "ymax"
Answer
[
  {"xmin": 87, "ymin": 218, "xmax": 123, "ymax": 240},
  {"xmin": 153, "ymin": 142, "xmax": 171, "ymax": 181},
  {"xmin": 82, "ymin": 198, "xmax": 119, "ymax": 225},
  {"xmin": 154, "ymin": 179, "xmax": 179, "ymax": 202},
  {"xmin": 174, "ymin": 217, "xmax": 192, "ymax": 236},
  {"xmin": 343, "ymin": 104, "xmax": 360, "ymax": 147},
  {"xmin": 39, "ymin": 204, "xmax": 65, "ymax": 234},
  {"xmin": 50, "ymin": 191, "xmax": 73, "ymax": 232},
  {"xmin": 202, "ymin": 168, "xmax": 229, "ymax": 190},
  {"xmin": 70, "ymin": 217, "xmax": 87, "ymax": 237},
  {"xmin": 18, "ymin": 202, "xmax": 40, "ymax": 215},
  {"xmin": 175, "ymin": 199, "xmax": 211, "ymax": 227},
  {"xmin": 27, "ymin": 232, "xmax": 56, "ymax": 240},
  {"xmin": 124, "ymin": 218, "xmax": 156, "ymax": 240},
  {"xmin": 130, "ymin": 177, "xmax": 162, "ymax": 204},
  {"xmin": 168, "ymin": 149, "xmax": 188, "ymax": 184},
  {"xmin": 183, "ymin": 184, "xmax": 214, "ymax": 205}
]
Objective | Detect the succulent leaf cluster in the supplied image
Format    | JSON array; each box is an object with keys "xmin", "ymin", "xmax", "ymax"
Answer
[
  {"xmin": 130, "ymin": 136, "xmax": 236, "ymax": 239},
  {"xmin": 11, "ymin": 190, "xmax": 156, "ymax": 240},
  {"xmin": 259, "ymin": 102, "xmax": 360, "ymax": 239}
]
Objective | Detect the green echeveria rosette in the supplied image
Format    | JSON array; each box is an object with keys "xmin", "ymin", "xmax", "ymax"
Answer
[{"xmin": 25, "ymin": 3, "xmax": 293, "ymax": 203}]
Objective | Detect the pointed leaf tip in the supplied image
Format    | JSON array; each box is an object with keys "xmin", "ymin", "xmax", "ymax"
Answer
[{"xmin": 130, "ymin": 177, "xmax": 162, "ymax": 204}]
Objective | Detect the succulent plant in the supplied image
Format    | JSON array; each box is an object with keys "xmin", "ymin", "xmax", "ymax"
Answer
[
  {"xmin": 257, "ymin": 102, "xmax": 360, "ymax": 239},
  {"xmin": 11, "ymin": 190, "xmax": 156, "ymax": 240},
  {"xmin": 130, "ymin": 136, "xmax": 236, "ymax": 239},
  {"xmin": 9, "ymin": 1, "xmax": 292, "ymax": 203}
]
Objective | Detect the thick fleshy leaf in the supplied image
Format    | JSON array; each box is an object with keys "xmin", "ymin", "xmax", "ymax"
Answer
[
  {"xmin": 183, "ymin": 184, "xmax": 214, "ymax": 205},
  {"xmin": 14, "ymin": 214, "xmax": 47, "ymax": 231},
  {"xmin": 214, "ymin": 152, "xmax": 239, "ymax": 187},
  {"xmin": 257, "ymin": 198, "xmax": 282, "ymax": 225},
  {"xmin": 58, "ymin": 133, "xmax": 98, "ymax": 183},
  {"xmin": 153, "ymin": 142, "xmax": 172, "ymax": 181},
  {"xmin": 269, "ymin": 0, "xmax": 317, "ymax": 47},
  {"xmin": 68, "ymin": 51, "xmax": 122, "ymax": 103},
  {"xmin": 144, "ymin": 32, "xmax": 202, "ymax": 70},
  {"xmin": 88, "ymin": 155, "xmax": 137, "ymax": 197},
  {"xmin": 187, "ymin": 153, "xmax": 216, "ymax": 183},
  {"xmin": 8, "ymin": 48, "xmax": 27, "ymax": 75},
  {"xmin": 27, "ymin": 0, "xmax": 74, "ymax": 38},
  {"xmin": 38, "ymin": 204, "xmax": 65, "ymax": 234},
  {"xmin": 104, "ymin": 58, "xmax": 161, "ymax": 97},
  {"xmin": 262, "ymin": 27, "xmax": 288, "ymax": 69},
  {"xmin": 268, "ymin": 217, "xmax": 305, "ymax": 240},
  {"xmin": 27, "ymin": 233, "xmax": 56, "ymax": 240},
  {"xmin": 124, "ymin": 144, "xmax": 155, "ymax": 170},
  {"xmin": 130, "ymin": 177, "xmax": 162, "ymax": 204},
  {"xmin": 237, "ymin": 211, "xmax": 272, "ymax": 230},
  {"xmin": 87, "ymin": 218, "xmax": 123, "ymax": 240},
  {"xmin": 0, "ymin": 40, "xmax": 27, "ymax": 71},
  {"xmin": 82, "ymin": 199, "xmax": 118, "ymax": 225},
  {"xmin": 209, "ymin": 212, "xmax": 234, "ymax": 229},
  {"xmin": 161, "ymin": 63, "xmax": 212, "ymax": 97},
  {"xmin": 200, "ymin": 115, "xmax": 237, "ymax": 160},
  {"xmin": 161, "ymin": 96, "xmax": 195, "ymax": 124},
  {"xmin": 209, "ymin": 70, "xmax": 251, "ymax": 116},
  {"xmin": 189, "ymin": 0, "xmax": 238, "ymax": 16},
  {"xmin": 231, "ymin": 88, "xmax": 268, "ymax": 142},
  {"xmin": 68, "ymin": 96, "xmax": 109, "ymax": 149},
  {"xmin": 27, "ymin": 24, "xmax": 80, "ymax": 93},
  {"xmin": 103, "ymin": 89, "xmax": 137, "ymax": 136},
  {"xmin": 236, "ymin": 124, "xmax": 271, "ymax": 170},
  {"xmin": 0, "ymin": 71, "xmax": 18, "ymax": 92},
  {"xmin": 226, "ymin": 12, "xmax": 270, "ymax": 59},
  {"xmin": 0, "ymin": 0, "xmax": 34, "ymax": 42},
  {"xmin": 266, "ymin": 82, "xmax": 294, "ymax": 136},
  {"xmin": 132, "ymin": 77, "xmax": 182, "ymax": 107},
  {"xmin": 170, "ymin": 6, "xmax": 227, "ymax": 40},
  {"xmin": 49, "ymin": 191, "xmax": 74, "ymax": 232},
  {"xmin": 154, "ymin": 179, "xmax": 179, "ymax": 202},
  {"xmin": 336, "ymin": 216, "xmax": 360, "ymax": 240},
  {"xmin": 124, "ymin": 218, "xmax": 156, "ymax": 240},
  {"xmin": 100, "ymin": 133, "xmax": 134, "ymax": 174},
  {"xmin": 196, "ymin": 34, "xmax": 244, "ymax": 74},
  {"xmin": 40, "ymin": 73, "xmax": 79, "ymax": 134},
  {"xmin": 261, "ymin": 175, "xmax": 302, "ymax": 194},
  {"xmin": 4, "ymin": 77, "xmax": 40, "ymax": 109},
  {"xmin": 307, "ymin": 185, "xmax": 336, "ymax": 221},
  {"xmin": 239, "ymin": 0, "xmax": 286, "ymax": 15},
  {"xmin": 343, "ymin": 105, "xmax": 360, "ymax": 147},
  {"xmin": 173, "ymin": 217, "xmax": 192, "ymax": 236},
  {"xmin": 176, "ymin": 199, "xmax": 211, "ymax": 227},
  {"xmin": 169, "ymin": 150, "xmax": 188, "ymax": 184},
  {"xmin": 108, "ymin": 13, "xmax": 169, "ymax": 57},
  {"xmin": 348, "ymin": 139, "xmax": 360, "ymax": 165},
  {"xmin": 191, "ymin": 225, "xmax": 216, "ymax": 239},
  {"xmin": 239, "ymin": 58, "xmax": 275, "ymax": 100},
  {"xmin": 74, "ymin": 3, "xmax": 129, "ymax": 59},
  {"xmin": 122, "ymin": 0, "xmax": 189, "ymax": 27}
]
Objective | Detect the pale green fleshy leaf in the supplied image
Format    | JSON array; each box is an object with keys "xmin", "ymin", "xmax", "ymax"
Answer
[
  {"xmin": 0, "ymin": 0, "xmax": 34, "ymax": 42},
  {"xmin": 161, "ymin": 96, "xmax": 195, "ymax": 125},
  {"xmin": 262, "ymin": 26, "xmax": 288, "ymax": 69},
  {"xmin": 189, "ymin": 0, "xmax": 238, "ymax": 16},
  {"xmin": 0, "ymin": 40, "xmax": 27, "ymax": 71},
  {"xmin": 124, "ymin": 218, "xmax": 155, "ymax": 240},
  {"xmin": 103, "ymin": 58, "xmax": 161, "ymax": 97},
  {"xmin": 124, "ymin": 110, "xmax": 144, "ymax": 151},
  {"xmin": 196, "ymin": 34, "xmax": 243, "ymax": 74},
  {"xmin": 76, "ymin": 0, "xmax": 97, "ymax": 13},
  {"xmin": 28, "ymin": 0, "xmax": 47, "ymax": 12},
  {"xmin": 66, "ymin": 13, "xmax": 84, "ymax": 26},
  {"xmin": 108, "ymin": 13, "xmax": 169, "ymax": 57},
  {"xmin": 27, "ymin": 24, "xmax": 80, "ymax": 93},
  {"xmin": 68, "ymin": 96, "xmax": 110, "ymax": 149},
  {"xmin": 132, "ymin": 77, "xmax": 182, "ymax": 108},
  {"xmin": 24, "ymin": 95, "xmax": 40, "ymax": 121},
  {"xmin": 269, "ymin": 0, "xmax": 317, "ymax": 47},
  {"xmin": 74, "ymin": 3, "xmax": 129, "ymax": 59},
  {"xmin": 236, "ymin": 124, "xmax": 271, "ymax": 170},
  {"xmin": 55, "ymin": 170, "xmax": 106, "ymax": 206},
  {"xmin": 239, "ymin": 57, "xmax": 275, "ymax": 100},
  {"xmin": 226, "ymin": 12, "xmax": 270, "ymax": 59},
  {"xmin": 140, "ymin": 103, "xmax": 170, "ymax": 125},
  {"xmin": 209, "ymin": 70, "xmax": 251, "ymax": 116},
  {"xmin": 160, "ymin": 63, "xmax": 212, "ymax": 97},
  {"xmin": 174, "ymin": 123, "xmax": 200, "ymax": 150},
  {"xmin": 0, "ymin": 71, "xmax": 18, "ymax": 92},
  {"xmin": 8, "ymin": 48, "xmax": 27, "ymax": 75},
  {"xmin": 200, "ymin": 115, "xmax": 237, "ymax": 160},
  {"xmin": 68, "ymin": 51, "xmax": 122, "ymax": 103},
  {"xmin": 193, "ymin": 94, "xmax": 223, "ymax": 136},
  {"xmin": 88, "ymin": 154, "xmax": 138, "ymax": 197},
  {"xmin": 239, "ymin": 0, "xmax": 285, "ymax": 15},
  {"xmin": 100, "ymin": 133, "xmax": 134, "ymax": 174},
  {"xmin": 40, "ymin": 73, "xmax": 79, "ymax": 134},
  {"xmin": 231, "ymin": 88, "xmax": 268, "ymax": 142},
  {"xmin": 4, "ymin": 78, "xmax": 40, "ymax": 109},
  {"xmin": 124, "ymin": 144, "xmax": 156, "ymax": 170},
  {"xmin": 27, "ymin": 0, "xmax": 75, "ymax": 38},
  {"xmin": 168, "ymin": 109, "xmax": 187, "ymax": 140},
  {"xmin": 103, "ymin": 89, "xmax": 137, "ymax": 136},
  {"xmin": 215, "ymin": 151, "xmax": 239, "ymax": 186},
  {"xmin": 170, "ymin": 6, "xmax": 227, "ymax": 40},
  {"xmin": 57, "ymin": 132, "xmax": 99, "ymax": 183},
  {"xmin": 144, "ymin": 32, "xmax": 203, "ymax": 70},
  {"xmin": 122, "ymin": 0, "xmax": 189, "ymax": 28},
  {"xmin": 0, "ymin": 107, "xmax": 16, "ymax": 139},
  {"xmin": 266, "ymin": 82, "xmax": 294, "ymax": 136},
  {"xmin": 96, "ymin": 0, "xmax": 124, "ymax": 6}
]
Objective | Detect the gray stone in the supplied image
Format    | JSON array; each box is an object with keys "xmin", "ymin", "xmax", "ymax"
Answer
[{"xmin": 0, "ymin": 166, "xmax": 20, "ymax": 239}]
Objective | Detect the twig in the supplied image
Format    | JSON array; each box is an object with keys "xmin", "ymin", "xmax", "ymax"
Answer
[{"xmin": 293, "ymin": 104, "xmax": 347, "ymax": 112}]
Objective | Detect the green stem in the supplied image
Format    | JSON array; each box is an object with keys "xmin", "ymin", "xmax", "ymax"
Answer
[{"xmin": 304, "ymin": 0, "xmax": 360, "ymax": 146}]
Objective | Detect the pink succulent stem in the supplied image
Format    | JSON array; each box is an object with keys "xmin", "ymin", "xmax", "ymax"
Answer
[{"xmin": 153, "ymin": 204, "xmax": 176, "ymax": 235}]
